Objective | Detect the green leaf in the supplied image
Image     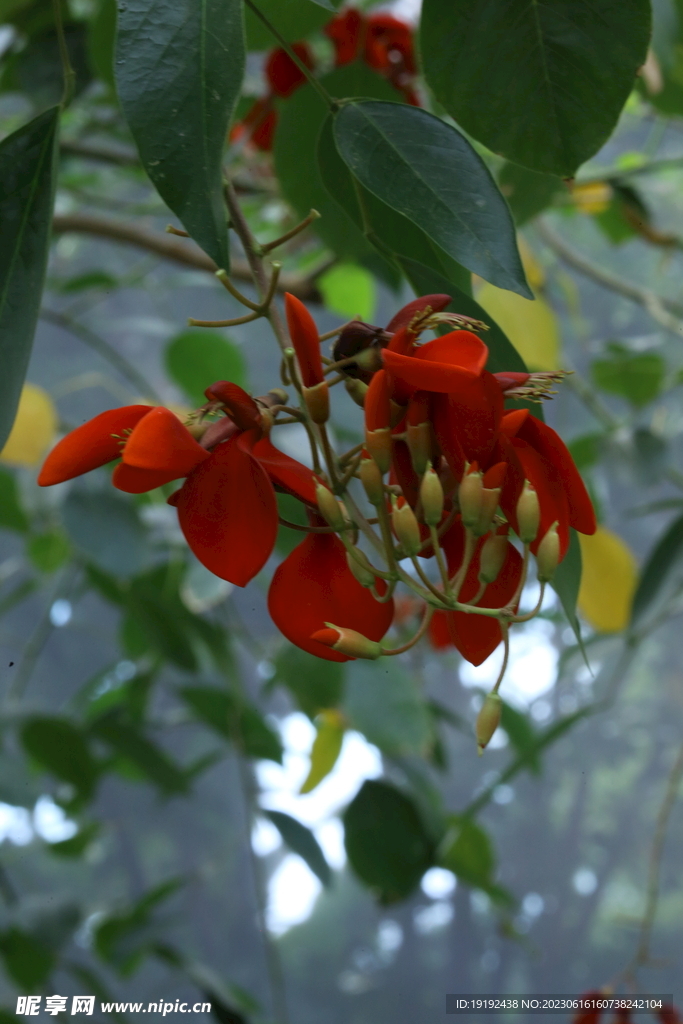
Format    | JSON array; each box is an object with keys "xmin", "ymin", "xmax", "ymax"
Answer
[
  {"xmin": 264, "ymin": 809, "xmax": 332, "ymax": 887},
  {"xmin": 499, "ymin": 701, "xmax": 540, "ymax": 774},
  {"xmin": 568, "ymin": 433, "xmax": 602, "ymax": 472},
  {"xmin": 420, "ymin": 0, "xmax": 651, "ymax": 177},
  {"xmin": 244, "ymin": 0, "xmax": 331, "ymax": 50},
  {"xmin": 125, "ymin": 566, "xmax": 198, "ymax": 670},
  {"xmin": 552, "ymin": 529, "xmax": 586, "ymax": 656},
  {"xmin": 179, "ymin": 686, "xmax": 283, "ymax": 763},
  {"xmin": 275, "ymin": 492, "xmax": 309, "ymax": 556},
  {"xmin": 21, "ymin": 717, "xmax": 100, "ymax": 801},
  {"xmin": 438, "ymin": 816, "xmax": 495, "ymax": 889},
  {"xmin": 630, "ymin": 511, "xmax": 683, "ymax": 629},
  {"xmin": 300, "ymin": 709, "xmax": 345, "ymax": 793},
  {"xmin": 88, "ymin": 0, "xmax": 116, "ymax": 89},
  {"xmin": 0, "ymin": 468, "xmax": 29, "ymax": 532},
  {"xmin": 0, "ymin": 928, "xmax": 54, "ymax": 990},
  {"xmin": 95, "ymin": 879, "xmax": 182, "ymax": 975},
  {"xmin": 56, "ymin": 269, "xmax": 118, "ymax": 293},
  {"xmin": 0, "ymin": 107, "xmax": 59, "ymax": 450},
  {"xmin": 318, "ymin": 263, "xmax": 375, "ymax": 321},
  {"xmin": 498, "ymin": 162, "xmax": 565, "ymax": 226},
  {"xmin": 164, "ymin": 330, "xmax": 246, "ymax": 406},
  {"xmin": 89, "ymin": 710, "xmax": 189, "ymax": 794},
  {"xmin": 343, "ymin": 660, "xmax": 432, "ymax": 757},
  {"xmin": 343, "ymin": 780, "xmax": 435, "ymax": 904},
  {"xmin": 333, "ymin": 101, "xmax": 531, "ymax": 297},
  {"xmin": 273, "ymin": 644, "xmax": 345, "ymax": 718},
  {"xmin": 317, "ymin": 112, "xmax": 473, "ymax": 297},
  {"xmin": 26, "ymin": 531, "xmax": 71, "ymax": 573},
  {"xmin": 115, "ymin": 0, "xmax": 244, "ymax": 269},
  {"xmin": 62, "ymin": 489, "xmax": 149, "ymax": 578},
  {"xmin": 591, "ymin": 346, "xmax": 665, "ymax": 407},
  {"xmin": 48, "ymin": 821, "xmax": 100, "ymax": 858}
]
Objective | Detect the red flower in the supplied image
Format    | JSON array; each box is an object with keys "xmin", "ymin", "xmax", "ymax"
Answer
[
  {"xmin": 230, "ymin": 97, "xmax": 277, "ymax": 152},
  {"xmin": 324, "ymin": 7, "xmax": 364, "ymax": 65},
  {"xmin": 285, "ymin": 292, "xmax": 324, "ymax": 387},
  {"xmin": 325, "ymin": 8, "xmax": 418, "ymax": 101},
  {"xmin": 657, "ymin": 1008, "xmax": 682, "ymax": 1024},
  {"xmin": 429, "ymin": 521, "xmax": 523, "ymax": 666},
  {"xmin": 265, "ymin": 42, "xmax": 315, "ymax": 98},
  {"xmin": 268, "ymin": 521, "xmax": 394, "ymax": 661},
  {"xmin": 38, "ymin": 388, "xmax": 318, "ymax": 587}
]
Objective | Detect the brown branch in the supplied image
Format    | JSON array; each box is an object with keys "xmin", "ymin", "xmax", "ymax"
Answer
[{"xmin": 51, "ymin": 212, "xmax": 322, "ymax": 301}]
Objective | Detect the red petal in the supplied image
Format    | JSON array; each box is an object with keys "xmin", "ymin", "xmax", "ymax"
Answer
[
  {"xmin": 494, "ymin": 371, "xmax": 530, "ymax": 392},
  {"xmin": 500, "ymin": 436, "xmax": 571, "ymax": 557},
  {"xmin": 123, "ymin": 407, "xmax": 210, "ymax": 475},
  {"xmin": 383, "ymin": 331, "xmax": 488, "ymax": 395},
  {"xmin": 268, "ymin": 532, "xmax": 394, "ymax": 661},
  {"xmin": 37, "ymin": 405, "xmax": 151, "ymax": 486},
  {"xmin": 285, "ymin": 292, "xmax": 324, "ymax": 387},
  {"xmin": 265, "ymin": 43, "xmax": 314, "ymax": 98},
  {"xmin": 517, "ymin": 416, "xmax": 597, "ymax": 536},
  {"xmin": 500, "ymin": 408, "xmax": 529, "ymax": 437},
  {"xmin": 324, "ymin": 8, "xmax": 363, "ymax": 66},
  {"xmin": 176, "ymin": 433, "xmax": 278, "ymax": 586},
  {"xmin": 385, "ymin": 294, "xmax": 451, "ymax": 333},
  {"xmin": 113, "ymin": 462, "xmax": 184, "ymax": 494},
  {"xmin": 416, "ymin": 331, "xmax": 489, "ymax": 374},
  {"xmin": 432, "ymin": 373, "xmax": 503, "ymax": 475},
  {"xmin": 365, "ymin": 368, "xmax": 391, "ymax": 431},
  {"xmin": 252, "ymin": 435, "xmax": 318, "ymax": 506},
  {"xmin": 206, "ymin": 381, "xmax": 261, "ymax": 431}
]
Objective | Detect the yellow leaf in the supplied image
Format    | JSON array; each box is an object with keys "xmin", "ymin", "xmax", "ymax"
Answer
[
  {"xmin": 1, "ymin": 384, "xmax": 58, "ymax": 468},
  {"xmin": 571, "ymin": 181, "xmax": 613, "ymax": 215},
  {"xmin": 476, "ymin": 282, "xmax": 560, "ymax": 370},
  {"xmin": 517, "ymin": 236, "xmax": 545, "ymax": 291},
  {"xmin": 299, "ymin": 709, "xmax": 346, "ymax": 794},
  {"xmin": 578, "ymin": 527, "xmax": 638, "ymax": 633}
]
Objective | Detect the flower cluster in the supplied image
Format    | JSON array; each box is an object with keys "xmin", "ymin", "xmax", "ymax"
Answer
[
  {"xmin": 232, "ymin": 6, "xmax": 419, "ymax": 152},
  {"xmin": 39, "ymin": 289, "xmax": 596, "ymax": 751}
]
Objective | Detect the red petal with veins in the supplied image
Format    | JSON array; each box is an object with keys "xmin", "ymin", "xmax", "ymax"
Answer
[
  {"xmin": 285, "ymin": 292, "xmax": 324, "ymax": 388},
  {"xmin": 123, "ymin": 406, "xmax": 210, "ymax": 475},
  {"xmin": 268, "ymin": 531, "xmax": 394, "ymax": 661},
  {"xmin": 252, "ymin": 435, "xmax": 318, "ymax": 507},
  {"xmin": 429, "ymin": 520, "xmax": 523, "ymax": 665},
  {"xmin": 176, "ymin": 432, "xmax": 278, "ymax": 586},
  {"xmin": 385, "ymin": 294, "xmax": 451, "ymax": 333},
  {"xmin": 37, "ymin": 405, "xmax": 152, "ymax": 486}
]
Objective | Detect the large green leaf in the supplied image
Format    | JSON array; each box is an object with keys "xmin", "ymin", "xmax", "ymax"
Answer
[
  {"xmin": 244, "ymin": 0, "xmax": 331, "ymax": 50},
  {"xmin": 498, "ymin": 161, "xmax": 565, "ymax": 226},
  {"xmin": 264, "ymin": 810, "xmax": 332, "ymax": 887},
  {"xmin": 333, "ymin": 101, "xmax": 531, "ymax": 297},
  {"xmin": 343, "ymin": 780, "xmax": 435, "ymax": 904},
  {"xmin": 115, "ymin": 0, "xmax": 244, "ymax": 269},
  {"xmin": 630, "ymin": 511, "xmax": 683, "ymax": 629},
  {"xmin": 0, "ymin": 107, "xmax": 59, "ymax": 450},
  {"xmin": 420, "ymin": 0, "xmax": 651, "ymax": 177}
]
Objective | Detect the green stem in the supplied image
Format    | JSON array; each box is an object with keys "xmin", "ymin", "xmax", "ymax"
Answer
[{"xmin": 52, "ymin": 0, "xmax": 75, "ymax": 107}]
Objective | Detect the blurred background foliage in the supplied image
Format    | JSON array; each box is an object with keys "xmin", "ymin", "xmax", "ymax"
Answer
[{"xmin": 0, "ymin": 0, "xmax": 682, "ymax": 1020}]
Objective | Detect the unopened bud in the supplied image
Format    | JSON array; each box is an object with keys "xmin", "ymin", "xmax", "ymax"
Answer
[
  {"xmin": 364, "ymin": 427, "xmax": 392, "ymax": 475},
  {"xmin": 476, "ymin": 692, "xmax": 502, "ymax": 755},
  {"xmin": 459, "ymin": 466, "xmax": 483, "ymax": 530},
  {"xmin": 391, "ymin": 497, "xmax": 421, "ymax": 557},
  {"xmin": 536, "ymin": 521, "xmax": 560, "ymax": 582},
  {"xmin": 475, "ymin": 487, "xmax": 501, "ymax": 536},
  {"xmin": 303, "ymin": 381, "xmax": 329, "ymax": 425},
  {"xmin": 420, "ymin": 465, "xmax": 444, "ymax": 526},
  {"xmin": 346, "ymin": 549, "xmax": 376, "ymax": 588},
  {"xmin": 478, "ymin": 533, "xmax": 509, "ymax": 584},
  {"xmin": 316, "ymin": 483, "xmax": 345, "ymax": 531},
  {"xmin": 516, "ymin": 480, "xmax": 540, "ymax": 544},
  {"xmin": 407, "ymin": 421, "xmax": 432, "ymax": 476},
  {"xmin": 311, "ymin": 624, "xmax": 382, "ymax": 660},
  {"xmin": 360, "ymin": 456, "xmax": 385, "ymax": 506},
  {"xmin": 344, "ymin": 377, "xmax": 368, "ymax": 408}
]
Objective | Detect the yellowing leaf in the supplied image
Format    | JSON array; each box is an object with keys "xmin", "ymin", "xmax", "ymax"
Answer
[
  {"xmin": 318, "ymin": 263, "xmax": 375, "ymax": 322},
  {"xmin": 578, "ymin": 527, "xmax": 637, "ymax": 633},
  {"xmin": 0, "ymin": 383, "xmax": 57, "ymax": 468},
  {"xmin": 517, "ymin": 236, "xmax": 545, "ymax": 291},
  {"xmin": 475, "ymin": 282, "xmax": 560, "ymax": 370},
  {"xmin": 299, "ymin": 708, "xmax": 346, "ymax": 794},
  {"xmin": 571, "ymin": 181, "xmax": 613, "ymax": 214}
]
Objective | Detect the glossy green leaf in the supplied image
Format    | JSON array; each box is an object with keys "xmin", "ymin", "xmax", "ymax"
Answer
[
  {"xmin": 343, "ymin": 661, "xmax": 432, "ymax": 757},
  {"xmin": 630, "ymin": 511, "xmax": 683, "ymax": 628},
  {"xmin": 244, "ymin": 0, "xmax": 331, "ymax": 50},
  {"xmin": 0, "ymin": 107, "xmax": 59, "ymax": 450},
  {"xmin": 498, "ymin": 161, "xmax": 565, "ymax": 226},
  {"xmin": 343, "ymin": 780, "xmax": 435, "ymax": 904},
  {"xmin": 90, "ymin": 710, "xmax": 189, "ymax": 794},
  {"xmin": 318, "ymin": 263, "xmax": 375, "ymax": 321},
  {"xmin": 116, "ymin": 0, "xmax": 244, "ymax": 269},
  {"xmin": 0, "ymin": 928, "xmax": 54, "ymax": 990},
  {"xmin": 62, "ymin": 489, "xmax": 149, "ymax": 578},
  {"xmin": 273, "ymin": 644, "xmax": 345, "ymax": 718},
  {"xmin": 591, "ymin": 345, "xmax": 665, "ymax": 407},
  {"xmin": 179, "ymin": 686, "xmax": 283, "ymax": 763},
  {"xmin": 552, "ymin": 529, "xmax": 585, "ymax": 653},
  {"xmin": 164, "ymin": 330, "xmax": 247, "ymax": 406},
  {"xmin": 420, "ymin": 0, "xmax": 651, "ymax": 177},
  {"xmin": 0, "ymin": 468, "xmax": 29, "ymax": 532},
  {"xmin": 21, "ymin": 717, "xmax": 100, "ymax": 801},
  {"xmin": 438, "ymin": 816, "xmax": 494, "ymax": 889},
  {"xmin": 333, "ymin": 101, "xmax": 531, "ymax": 297},
  {"xmin": 264, "ymin": 809, "xmax": 332, "ymax": 887}
]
